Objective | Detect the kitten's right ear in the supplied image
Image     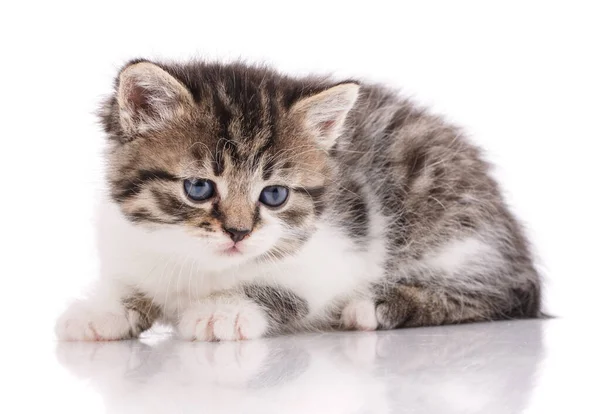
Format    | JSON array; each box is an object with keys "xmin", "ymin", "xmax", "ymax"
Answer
[
  {"xmin": 116, "ymin": 61, "xmax": 194, "ymax": 135},
  {"xmin": 290, "ymin": 83, "xmax": 359, "ymax": 150}
]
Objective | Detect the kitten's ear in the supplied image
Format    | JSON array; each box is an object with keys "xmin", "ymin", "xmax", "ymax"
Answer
[
  {"xmin": 290, "ymin": 83, "xmax": 359, "ymax": 149},
  {"xmin": 116, "ymin": 61, "xmax": 194, "ymax": 134}
]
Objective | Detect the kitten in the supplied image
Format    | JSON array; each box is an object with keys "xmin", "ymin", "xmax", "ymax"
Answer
[{"xmin": 55, "ymin": 59, "xmax": 541, "ymax": 341}]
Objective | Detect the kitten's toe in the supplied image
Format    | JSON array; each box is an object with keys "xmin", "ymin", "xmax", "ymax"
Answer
[
  {"xmin": 374, "ymin": 302, "xmax": 397, "ymax": 330},
  {"xmin": 55, "ymin": 302, "xmax": 133, "ymax": 341},
  {"xmin": 341, "ymin": 300, "xmax": 378, "ymax": 331},
  {"xmin": 178, "ymin": 305, "xmax": 215, "ymax": 341},
  {"xmin": 178, "ymin": 299, "xmax": 268, "ymax": 341}
]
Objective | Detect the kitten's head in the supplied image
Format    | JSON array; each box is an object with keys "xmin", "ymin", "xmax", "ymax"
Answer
[{"xmin": 100, "ymin": 60, "xmax": 359, "ymax": 267}]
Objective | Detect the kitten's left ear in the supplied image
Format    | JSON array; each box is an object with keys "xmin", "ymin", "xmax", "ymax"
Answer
[{"xmin": 290, "ymin": 83, "xmax": 360, "ymax": 149}]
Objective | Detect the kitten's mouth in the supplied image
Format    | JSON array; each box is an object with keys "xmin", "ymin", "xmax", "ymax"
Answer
[{"xmin": 222, "ymin": 245, "xmax": 243, "ymax": 256}]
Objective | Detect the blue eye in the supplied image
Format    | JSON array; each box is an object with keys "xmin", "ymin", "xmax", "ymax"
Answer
[
  {"xmin": 259, "ymin": 186, "xmax": 289, "ymax": 208},
  {"xmin": 184, "ymin": 179, "xmax": 215, "ymax": 202}
]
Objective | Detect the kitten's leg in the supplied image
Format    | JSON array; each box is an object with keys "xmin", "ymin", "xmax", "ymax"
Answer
[
  {"xmin": 373, "ymin": 283, "xmax": 538, "ymax": 329},
  {"xmin": 373, "ymin": 285, "xmax": 479, "ymax": 329},
  {"xmin": 177, "ymin": 285, "xmax": 308, "ymax": 341},
  {"xmin": 55, "ymin": 281, "xmax": 161, "ymax": 341}
]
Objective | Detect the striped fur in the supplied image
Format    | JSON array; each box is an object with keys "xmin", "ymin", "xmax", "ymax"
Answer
[{"xmin": 55, "ymin": 59, "xmax": 542, "ymax": 342}]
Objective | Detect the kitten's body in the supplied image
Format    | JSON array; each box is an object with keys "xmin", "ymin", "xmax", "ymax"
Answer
[{"xmin": 56, "ymin": 60, "xmax": 541, "ymax": 341}]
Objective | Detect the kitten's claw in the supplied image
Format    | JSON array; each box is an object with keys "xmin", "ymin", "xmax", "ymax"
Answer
[
  {"xmin": 341, "ymin": 299, "xmax": 378, "ymax": 331},
  {"xmin": 178, "ymin": 298, "xmax": 269, "ymax": 341},
  {"xmin": 55, "ymin": 302, "xmax": 133, "ymax": 341}
]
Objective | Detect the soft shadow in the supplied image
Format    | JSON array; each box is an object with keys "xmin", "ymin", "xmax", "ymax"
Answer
[{"xmin": 55, "ymin": 320, "xmax": 545, "ymax": 414}]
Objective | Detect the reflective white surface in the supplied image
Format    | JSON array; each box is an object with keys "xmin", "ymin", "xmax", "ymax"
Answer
[{"xmin": 8, "ymin": 319, "xmax": 593, "ymax": 413}]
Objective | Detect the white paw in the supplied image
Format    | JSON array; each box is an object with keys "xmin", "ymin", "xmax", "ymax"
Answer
[
  {"xmin": 178, "ymin": 297, "xmax": 269, "ymax": 341},
  {"xmin": 341, "ymin": 299, "xmax": 378, "ymax": 331},
  {"xmin": 55, "ymin": 301, "xmax": 133, "ymax": 341}
]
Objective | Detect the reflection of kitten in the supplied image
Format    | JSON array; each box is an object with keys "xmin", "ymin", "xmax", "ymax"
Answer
[
  {"xmin": 55, "ymin": 60, "xmax": 541, "ymax": 341},
  {"xmin": 55, "ymin": 335, "xmax": 391, "ymax": 414},
  {"xmin": 55, "ymin": 322, "xmax": 544, "ymax": 414},
  {"xmin": 372, "ymin": 321, "xmax": 545, "ymax": 414}
]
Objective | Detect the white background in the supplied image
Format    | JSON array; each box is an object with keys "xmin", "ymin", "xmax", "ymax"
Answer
[{"xmin": 0, "ymin": 1, "xmax": 598, "ymax": 410}]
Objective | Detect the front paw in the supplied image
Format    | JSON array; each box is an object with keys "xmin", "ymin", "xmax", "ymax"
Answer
[
  {"xmin": 178, "ymin": 297, "xmax": 269, "ymax": 341},
  {"xmin": 55, "ymin": 301, "xmax": 134, "ymax": 341},
  {"xmin": 341, "ymin": 299, "xmax": 378, "ymax": 331}
]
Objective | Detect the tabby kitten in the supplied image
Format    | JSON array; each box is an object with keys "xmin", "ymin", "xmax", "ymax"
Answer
[{"xmin": 55, "ymin": 59, "xmax": 541, "ymax": 341}]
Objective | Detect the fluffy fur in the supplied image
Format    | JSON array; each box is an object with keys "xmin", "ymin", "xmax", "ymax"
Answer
[{"xmin": 55, "ymin": 59, "xmax": 541, "ymax": 341}]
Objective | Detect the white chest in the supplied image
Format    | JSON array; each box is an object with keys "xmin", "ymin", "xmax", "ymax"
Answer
[{"xmin": 96, "ymin": 201, "xmax": 387, "ymax": 319}]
